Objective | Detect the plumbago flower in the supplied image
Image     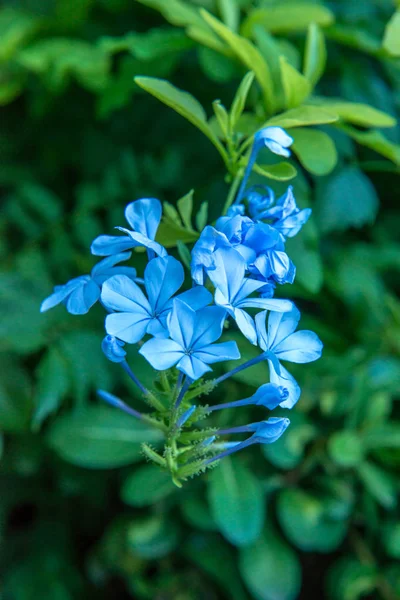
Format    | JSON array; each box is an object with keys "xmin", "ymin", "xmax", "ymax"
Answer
[{"xmin": 41, "ymin": 125, "xmax": 323, "ymax": 486}]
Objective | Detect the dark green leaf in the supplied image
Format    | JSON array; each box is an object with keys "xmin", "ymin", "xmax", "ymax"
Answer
[{"xmin": 121, "ymin": 465, "xmax": 175, "ymax": 506}]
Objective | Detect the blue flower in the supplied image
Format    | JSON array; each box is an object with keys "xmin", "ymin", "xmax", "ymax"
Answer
[
  {"xmin": 248, "ymin": 417, "xmax": 291, "ymax": 443},
  {"xmin": 227, "ymin": 204, "xmax": 245, "ymax": 217},
  {"xmin": 208, "ymin": 248, "xmax": 292, "ymax": 344},
  {"xmin": 256, "ymin": 306, "xmax": 323, "ymax": 408},
  {"xmin": 254, "ymin": 127, "xmax": 293, "ymax": 158},
  {"xmin": 101, "ymin": 256, "xmax": 212, "ymax": 344},
  {"xmin": 209, "ymin": 382, "xmax": 288, "ymax": 412},
  {"xmin": 102, "ymin": 335, "xmax": 126, "ymax": 363},
  {"xmin": 139, "ymin": 298, "xmax": 240, "ymax": 380},
  {"xmin": 40, "ymin": 252, "xmax": 137, "ymax": 315},
  {"xmin": 246, "ymin": 185, "xmax": 275, "ymax": 221},
  {"xmin": 91, "ymin": 197, "xmax": 167, "ymax": 258}
]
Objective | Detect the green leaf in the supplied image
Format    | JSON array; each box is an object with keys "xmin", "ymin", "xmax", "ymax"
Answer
[
  {"xmin": 362, "ymin": 423, "xmax": 400, "ymax": 450},
  {"xmin": 134, "ymin": 76, "xmax": 225, "ymax": 159},
  {"xmin": 208, "ymin": 457, "xmax": 265, "ymax": 546},
  {"xmin": 338, "ymin": 126, "xmax": 400, "ymax": 165},
  {"xmin": 285, "ymin": 234, "xmax": 324, "ymax": 293},
  {"xmin": 181, "ymin": 495, "xmax": 217, "ymax": 531},
  {"xmin": 280, "ymin": 56, "xmax": 312, "ymax": 109},
  {"xmin": 200, "ymin": 10, "xmax": 275, "ymax": 114},
  {"xmin": 218, "ymin": 0, "xmax": 240, "ymax": 32},
  {"xmin": 47, "ymin": 406, "xmax": 163, "ymax": 469},
  {"xmin": 127, "ymin": 515, "xmax": 179, "ymax": 559},
  {"xmin": 239, "ymin": 528, "xmax": 302, "ymax": 600},
  {"xmin": 199, "ymin": 47, "xmax": 237, "ymax": 83},
  {"xmin": 315, "ymin": 167, "xmax": 379, "ymax": 233},
  {"xmin": 383, "ymin": 523, "xmax": 400, "ymax": 559},
  {"xmin": 100, "ymin": 28, "xmax": 192, "ymax": 60},
  {"xmin": 253, "ymin": 161, "xmax": 297, "ymax": 181},
  {"xmin": 303, "ymin": 24, "xmax": 326, "ymax": 86},
  {"xmin": 358, "ymin": 462, "xmax": 397, "ymax": 509},
  {"xmin": 121, "ymin": 465, "xmax": 175, "ymax": 507},
  {"xmin": 177, "ymin": 240, "xmax": 192, "ymax": 269},
  {"xmin": 327, "ymin": 557, "xmax": 377, "ymax": 600},
  {"xmin": 177, "ymin": 189, "xmax": 194, "ymax": 230},
  {"xmin": 230, "ymin": 71, "xmax": 255, "ymax": 131},
  {"xmin": 213, "ymin": 100, "xmax": 230, "ymax": 136},
  {"xmin": 277, "ymin": 489, "xmax": 348, "ymax": 552},
  {"xmin": 328, "ymin": 431, "xmax": 365, "ymax": 468},
  {"xmin": 33, "ymin": 348, "xmax": 70, "ymax": 428},
  {"xmin": 0, "ymin": 8, "xmax": 39, "ymax": 62},
  {"xmin": 314, "ymin": 99, "xmax": 396, "ymax": 128},
  {"xmin": 241, "ymin": 3, "xmax": 334, "ymax": 37},
  {"xmin": 135, "ymin": 0, "xmax": 209, "ymax": 30},
  {"xmin": 267, "ymin": 105, "xmax": 338, "ymax": 128},
  {"xmin": 196, "ymin": 202, "xmax": 208, "ymax": 231},
  {"xmin": 291, "ymin": 128, "xmax": 338, "ymax": 176},
  {"xmin": 383, "ymin": 10, "xmax": 400, "ymax": 56},
  {"xmin": 156, "ymin": 220, "xmax": 199, "ymax": 247},
  {"xmin": 0, "ymin": 356, "xmax": 32, "ymax": 433}
]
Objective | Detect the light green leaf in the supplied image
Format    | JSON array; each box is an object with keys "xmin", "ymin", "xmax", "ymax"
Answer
[
  {"xmin": 358, "ymin": 462, "xmax": 397, "ymax": 509},
  {"xmin": 208, "ymin": 458, "xmax": 265, "ymax": 546},
  {"xmin": 135, "ymin": 0, "xmax": 207, "ymax": 30},
  {"xmin": 303, "ymin": 23, "xmax": 326, "ymax": 86},
  {"xmin": 213, "ymin": 100, "xmax": 229, "ymax": 137},
  {"xmin": 266, "ymin": 105, "xmax": 338, "ymax": 128},
  {"xmin": 200, "ymin": 9, "xmax": 275, "ymax": 114},
  {"xmin": 177, "ymin": 241, "xmax": 192, "ymax": 269},
  {"xmin": 156, "ymin": 221, "xmax": 199, "ymax": 247},
  {"xmin": 218, "ymin": 0, "xmax": 240, "ymax": 32},
  {"xmin": 280, "ymin": 56, "xmax": 312, "ymax": 109},
  {"xmin": 134, "ymin": 76, "xmax": 225, "ymax": 159},
  {"xmin": 313, "ymin": 99, "xmax": 396, "ymax": 128},
  {"xmin": 196, "ymin": 202, "xmax": 208, "ymax": 231},
  {"xmin": 315, "ymin": 167, "xmax": 379, "ymax": 233},
  {"xmin": 328, "ymin": 431, "xmax": 365, "ymax": 468},
  {"xmin": 383, "ymin": 10, "xmax": 400, "ymax": 56},
  {"xmin": 121, "ymin": 465, "xmax": 175, "ymax": 507},
  {"xmin": 291, "ymin": 128, "xmax": 338, "ymax": 176},
  {"xmin": 338, "ymin": 125, "xmax": 400, "ymax": 165},
  {"xmin": 0, "ymin": 8, "xmax": 39, "ymax": 62},
  {"xmin": 253, "ymin": 161, "xmax": 297, "ymax": 181},
  {"xmin": 241, "ymin": 3, "xmax": 334, "ymax": 37},
  {"xmin": 230, "ymin": 71, "xmax": 255, "ymax": 130},
  {"xmin": 47, "ymin": 406, "xmax": 163, "ymax": 468},
  {"xmin": 33, "ymin": 348, "xmax": 70, "ymax": 428},
  {"xmin": 177, "ymin": 189, "xmax": 194, "ymax": 230},
  {"xmin": 362, "ymin": 423, "xmax": 400, "ymax": 450},
  {"xmin": 277, "ymin": 489, "xmax": 348, "ymax": 552},
  {"xmin": 239, "ymin": 528, "xmax": 302, "ymax": 600},
  {"xmin": 327, "ymin": 557, "xmax": 378, "ymax": 600}
]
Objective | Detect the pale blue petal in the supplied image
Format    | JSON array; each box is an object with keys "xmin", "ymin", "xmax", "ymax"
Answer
[
  {"xmin": 274, "ymin": 330, "xmax": 323, "ymax": 363},
  {"xmin": 233, "ymin": 308, "xmax": 257, "ymax": 345},
  {"xmin": 234, "ymin": 278, "xmax": 265, "ymax": 303},
  {"xmin": 177, "ymin": 355, "xmax": 211, "ymax": 380},
  {"xmin": 250, "ymin": 417, "xmax": 290, "ymax": 443},
  {"xmin": 251, "ymin": 383, "xmax": 288, "ymax": 410},
  {"xmin": 124, "ymin": 198, "xmax": 162, "ymax": 239},
  {"xmin": 268, "ymin": 359, "xmax": 301, "ymax": 409},
  {"xmin": 208, "ymin": 247, "xmax": 246, "ymax": 301},
  {"xmin": 144, "ymin": 256, "xmax": 184, "ymax": 312},
  {"xmin": 91, "ymin": 234, "xmax": 137, "ymax": 256},
  {"xmin": 268, "ymin": 250, "xmax": 295, "ymax": 284},
  {"xmin": 191, "ymin": 306, "xmax": 227, "ymax": 349},
  {"xmin": 146, "ymin": 317, "xmax": 168, "ymax": 338},
  {"xmin": 140, "ymin": 337, "xmax": 184, "ymax": 370},
  {"xmin": 167, "ymin": 298, "xmax": 196, "ymax": 348},
  {"xmin": 101, "ymin": 275, "xmax": 151, "ymax": 314},
  {"xmin": 116, "ymin": 228, "xmax": 167, "ymax": 258},
  {"xmin": 276, "ymin": 208, "xmax": 312, "ymax": 238},
  {"xmin": 268, "ymin": 305, "xmax": 300, "ymax": 350},
  {"xmin": 40, "ymin": 278, "xmax": 83, "ymax": 312},
  {"xmin": 101, "ymin": 335, "xmax": 126, "ymax": 363},
  {"xmin": 194, "ymin": 340, "xmax": 240, "ymax": 364},
  {"xmin": 91, "ymin": 252, "xmax": 132, "ymax": 276},
  {"xmin": 177, "ymin": 286, "xmax": 212, "ymax": 311},
  {"xmin": 105, "ymin": 312, "xmax": 151, "ymax": 343},
  {"xmin": 256, "ymin": 127, "xmax": 293, "ymax": 157},
  {"xmin": 66, "ymin": 279, "xmax": 100, "ymax": 315},
  {"xmin": 238, "ymin": 297, "xmax": 293, "ymax": 313},
  {"xmin": 255, "ymin": 310, "xmax": 268, "ymax": 351}
]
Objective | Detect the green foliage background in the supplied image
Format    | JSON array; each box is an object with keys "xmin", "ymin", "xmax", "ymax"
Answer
[{"xmin": 1, "ymin": 0, "xmax": 400, "ymax": 598}]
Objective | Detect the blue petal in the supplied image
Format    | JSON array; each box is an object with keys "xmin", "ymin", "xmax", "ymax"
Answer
[
  {"xmin": 167, "ymin": 298, "xmax": 196, "ymax": 349},
  {"xmin": 249, "ymin": 416, "xmax": 290, "ymax": 443},
  {"xmin": 105, "ymin": 312, "xmax": 151, "ymax": 344},
  {"xmin": 268, "ymin": 359, "xmax": 301, "ymax": 409},
  {"xmin": 91, "ymin": 234, "xmax": 137, "ymax": 256},
  {"xmin": 91, "ymin": 252, "xmax": 137, "ymax": 285},
  {"xmin": 177, "ymin": 286, "xmax": 212, "ymax": 311},
  {"xmin": 194, "ymin": 340, "xmax": 240, "ymax": 364},
  {"xmin": 177, "ymin": 354, "xmax": 212, "ymax": 380},
  {"xmin": 66, "ymin": 278, "xmax": 100, "ymax": 314},
  {"xmin": 275, "ymin": 208, "xmax": 312, "ymax": 238},
  {"xmin": 208, "ymin": 247, "xmax": 246, "ymax": 302},
  {"xmin": 124, "ymin": 198, "xmax": 162, "ymax": 239},
  {"xmin": 139, "ymin": 337, "xmax": 184, "ymax": 370},
  {"xmin": 268, "ymin": 306, "xmax": 301, "ymax": 350},
  {"xmin": 255, "ymin": 310, "xmax": 268, "ymax": 351},
  {"xmin": 233, "ymin": 278, "xmax": 265, "ymax": 303},
  {"xmin": 101, "ymin": 275, "xmax": 151, "ymax": 314},
  {"xmin": 40, "ymin": 278, "xmax": 83, "ymax": 312},
  {"xmin": 116, "ymin": 228, "xmax": 167, "ymax": 258},
  {"xmin": 238, "ymin": 297, "xmax": 293, "ymax": 312},
  {"xmin": 255, "ymin": 127, "xmax": 293, "ymax": 157},
  {"xmin": 274, "ymin": 330, "xmax": 323, "ymax": 363},
  {"xmin": 233, "ymin": 308, "xmax": 257, "ymax": 345},
  {"xmin": 144, "ymin": 256, "xmax": 184, "ymax": 312},
  {"xmin": 191, "ymin": 226, "xmax": 231, "ymax": 285},
  {"xmin": 267, "ymin": 250, "xmax": 296, "ymax": 284},
  {"xmin": 191, "ymin": 306, "xmax": 227, "ymax": 349},
  {"xmin": 251, "ymin": 383, "xmax": 288, "ymax": 409}
]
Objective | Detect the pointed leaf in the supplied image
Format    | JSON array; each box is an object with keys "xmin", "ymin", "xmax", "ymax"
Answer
[
  {"xmin": 266, "ymin": 105, "xmax": 338, "ymax": 128},
  {"xmin": 280, "ymin": 57, "xmax": 312, "ymax": 109},
  {"xmin": 177, "ymin": 189, "xmax": 194, "ymax": 230},
  {"xmin": 303, "ymin": 23, "xmax": 326, "ymax": 85},
  {"xmin": 241, "ymin": 3, "xmax": 334, "ymax": 37},
  {"xmin": 383, "ymin": 10, "xmax": 400, "ymax": 56},
  {"xmin": 230, "ymin": 71, "xmax": 255, "ymax": 130}
]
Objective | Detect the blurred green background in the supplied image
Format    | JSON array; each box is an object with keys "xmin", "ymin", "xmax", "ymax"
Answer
[{"xmin": 1, "ymin": 0, "xmax": 400, "ymax": 599}]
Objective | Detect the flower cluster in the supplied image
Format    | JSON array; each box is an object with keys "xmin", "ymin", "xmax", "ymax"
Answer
[{"xmin": 41, "ymin": 126, "xmax": 323, "ymax": 484}]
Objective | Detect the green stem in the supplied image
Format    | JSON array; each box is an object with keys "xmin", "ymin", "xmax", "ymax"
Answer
[
  {"xmin": 160, "ymin": 370, "xmax": 171, "ymax": 393},
  {"xmin": 144, "ymin": 390, "xmax": 166, "ymax": 413},
  {"xmin": 222, "ymin": 167, "xmax": 244, "ymax": 215}
]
